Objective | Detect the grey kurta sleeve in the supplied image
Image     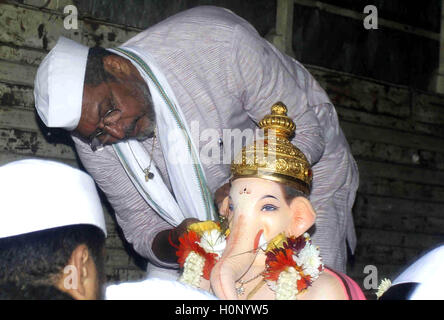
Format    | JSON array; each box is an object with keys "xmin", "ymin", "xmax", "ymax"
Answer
[
  {"xmin": 228, "ymin": 21, "xmax": 357, "ymax": 272},
  {"xmin": 72, "ymin": 136, "xmax": 177, "ymax": 268},
  {"xmin": 229, "ymin": 23, "xmax": 325, "ymax": 170}
]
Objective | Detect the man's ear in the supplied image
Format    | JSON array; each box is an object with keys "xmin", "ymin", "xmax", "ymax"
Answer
[
  {"xmin": 103, "ymin": 55, "xmax": 137, "ymax": 81},
  {"xmin": 219, "ymin": 196, "xmax": 230, "ymax": 217},
  {"xmin": 286, "ymin": 197, "xmax": 316, "ymax": 237},
  {"xmin": 57, "ymin": 244, "xmax": 94, "ymax": 300}
]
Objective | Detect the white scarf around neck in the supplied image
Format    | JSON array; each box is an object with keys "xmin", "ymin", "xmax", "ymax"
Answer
[{"xmin": 109, "ymin": 46, "xmax": 217, "ymax": 227}]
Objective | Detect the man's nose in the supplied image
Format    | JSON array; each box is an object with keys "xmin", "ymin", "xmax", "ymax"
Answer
[
  {"xmin": 103, "ymin": 124, "xmax": 126, "ymax": 140},
  {"xmin": 100, "ymin": 111, "xmax": 125, "ymax": 141},
  {"xmin": 103, "ymin": 109, "xmax": 122, "ymax": 125}
]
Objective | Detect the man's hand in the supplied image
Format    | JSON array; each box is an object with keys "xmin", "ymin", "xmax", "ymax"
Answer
[
  {"xmin": 152, "ymin": 218, "xmax": 200, "ymax": 264},
  {"xmin": 152, "ymin": 181, "xmax": 231, "ymax": 264},
  {"xmin": 169, "ymin": 217, "xmax": 201, "ymax": 247}
]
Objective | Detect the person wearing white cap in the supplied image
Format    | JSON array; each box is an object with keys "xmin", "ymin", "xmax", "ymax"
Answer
[
  {"xmin": 0, "ymin": 159, "xmax": 218, "ymax": 300},
  {"xmin": 0, "ymin": 159, "xmax": 107, "ymax": 300},
  {"xmin": 33, "ymin": 6, "xmax": 359, "ymax": 278},
  {"xmin": 378, "ymin": 245, "xmax": 444, "ymax": 300}
]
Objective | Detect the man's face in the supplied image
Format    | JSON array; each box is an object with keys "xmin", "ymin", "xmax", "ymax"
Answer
[{"xmin": 75, "ymin": 57, "xmax": 155, "ymax": 147}]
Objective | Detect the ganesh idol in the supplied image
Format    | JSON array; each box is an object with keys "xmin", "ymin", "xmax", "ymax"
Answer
[{"xmin": 175, "ymin": 102, "xmax": 366, "ymax": 300}]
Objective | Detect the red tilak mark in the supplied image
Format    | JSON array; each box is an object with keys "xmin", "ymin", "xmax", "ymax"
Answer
[{"xmin": 253, "ymin": 230, "xmax": 264, "ymax": 251}]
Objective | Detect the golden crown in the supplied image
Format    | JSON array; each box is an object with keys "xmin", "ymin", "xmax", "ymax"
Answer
[{"xmin": 231, "ymin": 102, "xmax": 312, "ymax": 195}]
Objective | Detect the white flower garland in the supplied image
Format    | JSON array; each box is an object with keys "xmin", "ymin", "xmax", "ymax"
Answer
[
  {"xmin": 197, "ymin": 229, "xmax": 226, "ymax": 258},
  {"xmin": 276, "ymin": 267, "xmax": 300, "ymax": 300},
  {"xmin": 178, "ymin": 227, "xmax": 226, "ymax": 288},
  {"xmin": 294, "ymin": 235, "xmax": 323, "ymax": 279},
  {"xmin": 265, "ymin": 233, "xmax": 324, "ymax": 300},
  {"xmin": 179, "ymin": 251, "xmax": 205, "ymax": 287}
]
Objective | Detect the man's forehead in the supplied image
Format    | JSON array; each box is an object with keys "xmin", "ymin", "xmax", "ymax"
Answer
[{"xmin": 76, "ymin": 83, "xmax": 110, "ymax": 135}]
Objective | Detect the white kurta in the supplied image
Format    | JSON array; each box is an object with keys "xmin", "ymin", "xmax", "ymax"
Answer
[{"xmin": 106, "ymin": 277, "xmax": 218, "ymax": 300}]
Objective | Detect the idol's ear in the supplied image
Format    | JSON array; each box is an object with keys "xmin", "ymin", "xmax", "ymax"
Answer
[{"xmin": 285, "ymin": 197, "xmax": 316, "ymax": 237}]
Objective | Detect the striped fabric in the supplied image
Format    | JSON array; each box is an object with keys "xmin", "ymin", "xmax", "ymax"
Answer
[{"xmin": 72, "ymin": 6, "xmax": 358, "ymax": 271}]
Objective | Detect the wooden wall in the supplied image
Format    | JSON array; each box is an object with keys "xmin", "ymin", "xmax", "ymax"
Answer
[
  {"xmin": 0, "ymin": 1, "xmax": 146, "ymax": 282},
  {"xmin": 1, "ymin": 1, "xmax": 444, "ymax": 295},
  {"xmin": 309, "ymin": 66, "xmax": 444, "ymax": 296}
]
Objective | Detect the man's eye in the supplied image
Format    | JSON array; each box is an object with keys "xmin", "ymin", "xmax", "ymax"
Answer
[
  {"xmin": 228, "ymin": 203, "xmax": 234, "ymax": 211},
  {"xmin": 261, "ymin": 204, "xmax": 278, "ymax": 212}
]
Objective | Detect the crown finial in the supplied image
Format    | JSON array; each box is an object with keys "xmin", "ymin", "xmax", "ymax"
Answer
[{"xmin": 258, "ymin": 102, "xmax": 296, "ymax": 138}]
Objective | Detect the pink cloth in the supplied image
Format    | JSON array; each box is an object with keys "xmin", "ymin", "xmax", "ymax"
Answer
[{"xmin": 324, "ymin": 268, "xmax": 366, "ymax": 300}]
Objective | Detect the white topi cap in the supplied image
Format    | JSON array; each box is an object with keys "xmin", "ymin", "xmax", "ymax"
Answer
[
  {"xmin": 0, "ymin": 159, "xmax": 107, "ymax": 238},
  {"xmin": 393, "ymin": 245, "xmax": 444, "ymax": 300},
  {"xmin": 34, "ymin": 37, "xmax": 90, "ymax": 130}
]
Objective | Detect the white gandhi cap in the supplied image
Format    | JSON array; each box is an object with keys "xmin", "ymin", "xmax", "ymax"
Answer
[
  {"xmin": 34, "ymin": 37, "xmax": 89, "ymax": 130},
  {"xmin": 0, "ymin": 159, "xmax": 107, "ymax": 238}
]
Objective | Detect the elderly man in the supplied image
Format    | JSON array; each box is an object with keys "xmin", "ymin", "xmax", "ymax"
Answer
[{"xmin": 33, "ymin": 6, "xmax": 358, "ymax": 275}]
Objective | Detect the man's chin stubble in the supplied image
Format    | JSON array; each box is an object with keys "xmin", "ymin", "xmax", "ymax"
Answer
[{"xmin": 135, "ymin": 129, "xmax": 154, "ymax": 141}]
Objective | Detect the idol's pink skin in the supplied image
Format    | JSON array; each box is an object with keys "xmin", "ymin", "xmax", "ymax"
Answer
[
  {"xmin": 210, "ymin": 213, "xmax": 255, "ymax": 300},
  {"xmin": 210, "ymin": 178, "xmax": 316, "ymax": 300}
]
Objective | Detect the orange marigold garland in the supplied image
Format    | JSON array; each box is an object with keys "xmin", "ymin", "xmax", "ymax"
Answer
[
  {"xmin": 177, "ymin": 230, "xmax": 218, "ymax": 280},
  {"xmin": 264, "ymin": 248, "xmax": 297, "ymax": 281}
]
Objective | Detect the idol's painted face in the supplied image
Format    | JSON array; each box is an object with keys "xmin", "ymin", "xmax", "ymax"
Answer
[
  {"xmin": 75, "ymin": 55, "xmax": 155, "ymax": 148},
  {"xmin": 227, "ymin": 178, "xmax": 295, "ymax": 242},
  {"xmin": 211, "ymin": 177, "xmax": 316, "ymax": 300}
]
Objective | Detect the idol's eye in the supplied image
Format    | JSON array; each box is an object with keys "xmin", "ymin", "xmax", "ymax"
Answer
[
  {"xmin": 228, "ymin": 203, "xmax": 234, "ymax": 212},
  {"xmin": 261, "ymin": 204, "xmax": 278, "ymax": 212}
]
